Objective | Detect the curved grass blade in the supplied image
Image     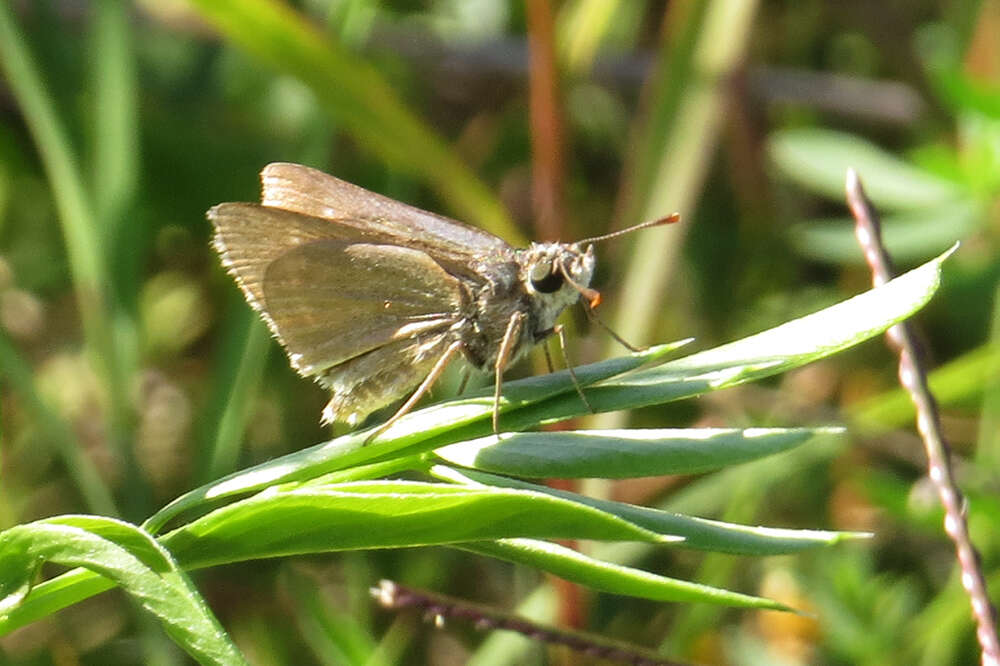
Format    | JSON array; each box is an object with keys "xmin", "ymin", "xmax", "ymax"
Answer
[{"xmin": 0, "ymin": 516, "xmax": 245, "ymax": 665}]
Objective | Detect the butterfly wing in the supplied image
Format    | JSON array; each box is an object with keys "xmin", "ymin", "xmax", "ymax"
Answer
[
  {"xmin": 209, "ymin": 203, "xmax": 370, "ymax": 313},
  {"xmin": 318, "ymin": 332, "xmax": 457, "ymax": 426},
  {"xmin": 261, "ymin": 240, "xmax": 466, "ymax": 375},
  {"xmin": 260, "ymin": 162, "xmax": 513, "ymax": 279},
  {"xmin": 210, "ymin": 203, "xmax": 467, "ymax": 376}
]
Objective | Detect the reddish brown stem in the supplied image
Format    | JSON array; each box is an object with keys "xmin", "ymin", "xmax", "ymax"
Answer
[
  {"xmin": 525, "ymin": 0, "xmax": 566, "ymax": 241},
  {"xmin": 371, "ymin": 580, "xmax": 685, "ymax": 665},
  {"xmin": 846, "ymin": 168, "xmax": 999, "ymax": 666}
]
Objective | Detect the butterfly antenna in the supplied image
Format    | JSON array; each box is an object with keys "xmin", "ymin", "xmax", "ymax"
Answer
[{"xmin": 576, "ymin": 212, "xmax": 680, "ymax": 245}]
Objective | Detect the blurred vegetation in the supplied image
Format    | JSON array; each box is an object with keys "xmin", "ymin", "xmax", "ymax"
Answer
[{"xmin": 0, "ymin": 0, "xmax": 998, "ymax": 664}]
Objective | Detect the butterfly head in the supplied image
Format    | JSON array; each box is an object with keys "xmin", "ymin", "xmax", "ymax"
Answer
[{"xmin": 521, "ymin": 242, "xmax": 597, "ymax": 328}]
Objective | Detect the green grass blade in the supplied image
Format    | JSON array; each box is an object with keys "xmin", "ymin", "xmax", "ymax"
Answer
[
  {"xmin": 0, "ymin": 1, "xmax": 133, "ymax": 480},
  {"xmin": 558, "ymin": 0, "xmax": 629, "ymax": 73},
  {"xmin": 186, "ymin": 0, "xmax": 518, "ymax": 240},
  {"xmin": 0, "ymin": 4, "xmax": 106, "ymax": 303},
  {"xmin": 91, "ymin": 0, "xmax": 139, "ymax": 240},
  {"xmin": 202, "ymin": 317, "xmax": 271, "ymax": 481},
  {"xmin": 608, "ymin": 0, "xmax": 760, "ymax": 354},
  {"xmin": 0, "ymin": 332, "xmax": 116, "ymax": 516}
]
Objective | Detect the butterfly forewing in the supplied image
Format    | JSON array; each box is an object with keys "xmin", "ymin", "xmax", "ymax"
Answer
[
  {"xmin": 210, "ymin": 202, "xmax": 379, "ymax": 313},
  {"xmin": 260, "ymin": 241, "xmax": 465, "ymax": 374},
  {"xmin": 261, "ymin": 163, "xmax": 512, "ymax": 279}
]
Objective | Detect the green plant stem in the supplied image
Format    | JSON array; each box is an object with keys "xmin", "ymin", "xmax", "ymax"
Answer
[
  {"xmin": 202, "ymin": 319, "xmax": 270, "ymax": 482},
  {"xmin": 0, "ymin": 2, "xmax": 140, "ymax": 502},
  {"xmin": 611, "ymin": 0, "xmax": 761, "ymax": 353},
  {"xmin": 558, "ymin": 0, "xmax": 626, "ymax": 74},
  {"xmin": 92, "ymin": 0, "xmax": 139, "ymax": 241}
]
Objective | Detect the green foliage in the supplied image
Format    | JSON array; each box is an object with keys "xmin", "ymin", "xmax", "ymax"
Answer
[
  {"xmin": 0, "ymin": 516, "xmax": 245, "ymax": 665},
  {"xmin": 0, "ymin": 250, "xmax": 948, "ymax": 660}
]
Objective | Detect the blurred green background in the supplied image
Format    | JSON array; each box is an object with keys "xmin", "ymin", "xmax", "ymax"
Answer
[{"xmin": 1, "ymin": 0, "xmax": 998, "ymax": 664}]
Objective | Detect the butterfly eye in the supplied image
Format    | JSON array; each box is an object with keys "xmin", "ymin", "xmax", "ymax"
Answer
[{"xmin": 530, "ymin": 261, "xmax": 564, "ymax": 293}]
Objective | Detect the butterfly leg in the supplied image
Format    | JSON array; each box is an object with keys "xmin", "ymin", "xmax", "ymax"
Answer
[
  {"xmin": 493, "ymin": 311, "xmax": 525, "ymax": 433},
  {"xmin": 542, "ymin": 340, "xmax": 555, "ymax": 374},
  {"xmin": 554, "ymin": 324, "xmax": 594, "ymax": 413},
  {"xmin": 365, "ymin": 339, "xmax": 463, "ymax": 444},
  {"xmin": 581, "ymin": 302, "xmax": 646, "ymax": 352},
  {"xmin": 456, "ymin": 368, "xmax": 473, "ymax": 396}
]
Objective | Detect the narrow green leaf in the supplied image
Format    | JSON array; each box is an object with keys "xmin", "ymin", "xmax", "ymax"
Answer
[
  {"xmin": 203, "ymin": 317, "xmax": 271, "ymax": 481},
  {"xmin": 626, "ymin": 247, "xmax": 953, "ymax": 382},
  {"xmin": 436, "ymin": 466, "xmax": 865, "ymax": 555},
  {"xmin": 145, "ymin": 341, "xmax": 686, "ymax": 533},
  {"xmin": 558, "ymin": 0, "xmax": 628, "ymax": 73},
  {"xmin": 159, "ymin": 481, "xmax": 666, "ymax": 570},
  {"xmin": 460, "ymin": 539, "xmax": 790, "ymax": 610},
  {"xmin": 768, "ymin": 128, "xmax": 963, "ymax": 209},
  {"xmin": 608, "ymin": 0, "xmax": 760, "ymax": 354},
  {"xmin": 91, "ymin": 0, "xmax": 139, "ymax": 243},
  {"xmin": 0, "ymin": 3, "xmax": 106, "ymax": 313},
  {"xmin": 0, "ymin": 517, "xmax": 245, "ymax": 665},
  {"xmin": 434, "ymin": 427, "xmax": 841, "ymax": 478}
]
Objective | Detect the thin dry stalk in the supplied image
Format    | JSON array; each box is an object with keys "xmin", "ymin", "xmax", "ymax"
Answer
[
  {"xmin": 846, "ymin": 168, "xmax": 999, "ymax": 666},
  {"xmin": 371, "ymin": 579, "xmax": 686, "ymax": 666}
]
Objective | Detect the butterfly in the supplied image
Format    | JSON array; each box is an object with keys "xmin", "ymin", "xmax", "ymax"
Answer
[{"xmin": 209, "ymin": 163, "xmax": 677, "ymax": 435}]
